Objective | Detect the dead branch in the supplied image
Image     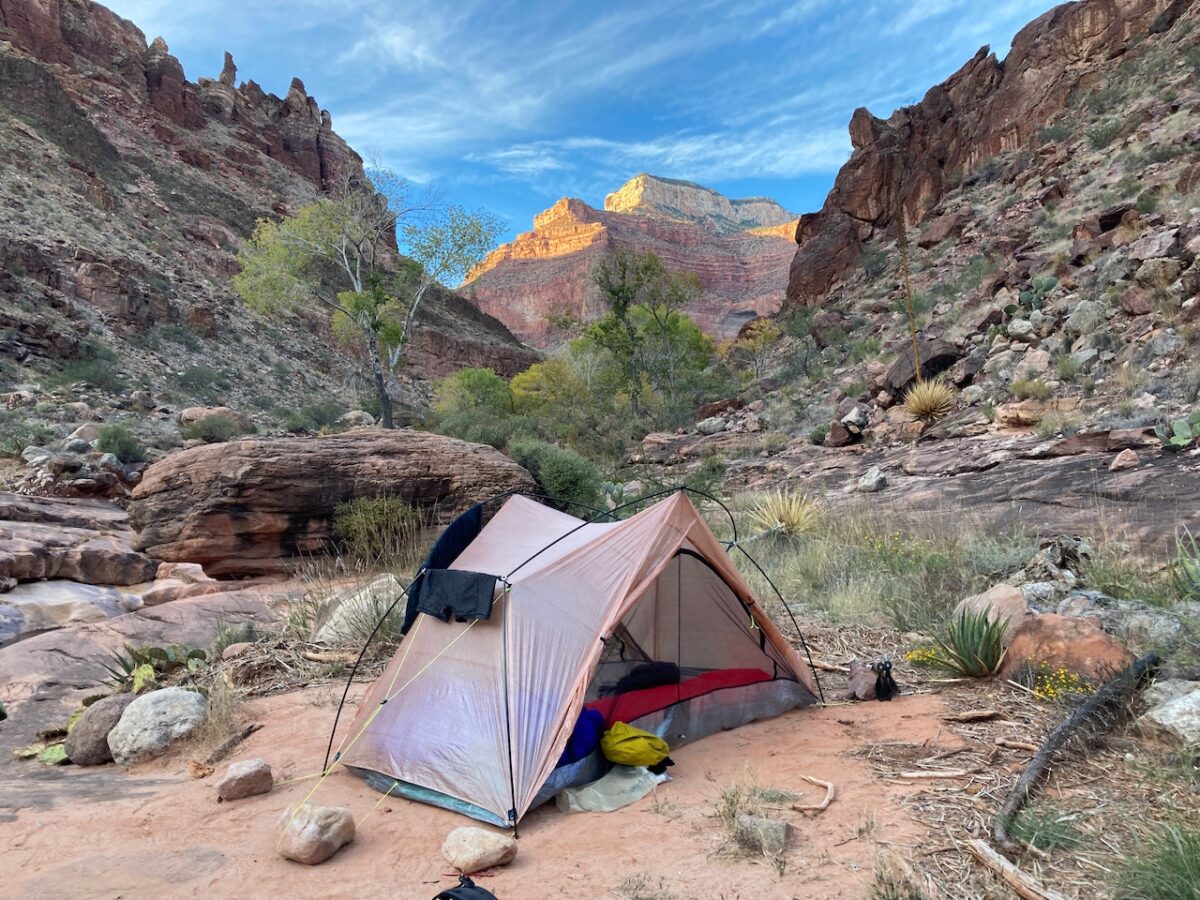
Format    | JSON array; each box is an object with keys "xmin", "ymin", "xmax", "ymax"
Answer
[
  {"xmin": 810, "ymin": 658, "xmax": 850, "ymax": 674},
  {"xmin": 202, "ymin": 722, "xmax": 264, "ymax": 766},
  {"xmin": 992, "ymin": 652, "xmax": 1160, "ymax": 855},
  {"xmin": 791, "ymin": 774, "xmax": 835, "ymax": 812},
  {"xmin": 942, "ymin": 709, "xmax": 1004, "ymax": 722},
  {"xmin": 995, "ymin": 738, "xmax": 1039, "ymax": 752},
  {"xmin": 897, "ymin": 766, "xmax": 982, "ymax": 779},
  {"xmin": 966, "ymin": 839, "xmax": 1069, "ymax": 900}
]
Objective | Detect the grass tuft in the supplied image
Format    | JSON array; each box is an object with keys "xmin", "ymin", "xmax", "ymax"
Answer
[{"xmin": 1117, "ymin": 823, "xmax": 1200, "ymax": 900}]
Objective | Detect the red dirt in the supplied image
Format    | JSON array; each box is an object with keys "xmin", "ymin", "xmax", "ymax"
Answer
[{"xmin": 1, "ymin": 688, "xmax": 963, "ymax": 899}]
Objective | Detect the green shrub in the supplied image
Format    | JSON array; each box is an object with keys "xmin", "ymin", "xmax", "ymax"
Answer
[
  {"xmin": 509, "ymin": 438, "xmax": 603, "ymax": 513},
  {"xmin": 809, "ymin": 424, "xmax": 829, "ymax": 445},
  {"xmin": 1011, "ymin": 378, "xmax": 1052, "ymax": 401},
  {"xmin": 332, "ymin": 495, "xmax": 422, "ymax": 567},
  {"xmin": 1087, "ymin": 120, "xmax": 1123, "ymax": 150},
  {"xmin": 183, "ymin": 413, "xmax": 247, "ymax": 443},
  {"xmin": 1117, "ymin": 823, "xmax": 1200, "ymax": 900},
  {"xmin": 1053, "ymin": 353, "xmax": 1081, "ymax": 382},
  {"xmin": 283, "ymin": 400, "xmax": 345, "ymax": 433},
  {"xmin": 0, "ymin": 419, "xmax": 55, "ymax": 457},
  {"xmin": 1039, "ymin": 122, "xmax": 1072, "ymax": 144},
  {"xmin": 53, "ymin": 343, "xmax": 125, "ymax": 392},
  {"xmin": 96, "ymin": 423, "xmax": 145, "ymax": 463},
  {"xmin": 929, "ymin": 608, "xmax": 1009, "ymax": 677}
]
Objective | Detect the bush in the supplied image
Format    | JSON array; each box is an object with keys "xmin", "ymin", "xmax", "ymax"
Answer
[
  {"xmin": 1171, "ymin": 527, "xmax": 1200, "ymax": 601},
  {"xmin": 183, "ymin": 413, "xmax": 247, "ymax": 443},
  {"xmin": 53, "ymin": 342, "xmax": 125, "ymax": 392},
  {"xmin": 1039, "ymin": 122, "xmax": 1072, "ymax": 144},
  {"xmin": 0, "ymin": 419, "xmax": 55, "ymax": 457},
  {"xmin": 1011, "ymin": 378, "xmax": 1052, "ymax": 401},
  {"xmin": 1117, "ymin": 823, "xmax": 1200, "ymax": 900},
  {"xmin": 1087, "ymin": 120, "xmax": 1123, "ymax": 150},
  {"xmin": 96, "ymin": 423, "xmax": 145, "ymax": 463},
  {"xmin": 928, "ymin": 607, "xmax": 1009, "ymax": 677},
  {"xmin": 1053, "ymin": 353, "xmax": 1081, "ymax": 382},
  {"xmin": 809, "ymin": 424, "xmax": 829, "ymax": 445},
  {"xmin": 903, "ymin": 378, "xmax": 956, "ymax": 423},
  {"xmin": 508, "ymin": 438, "xmax": 603, "ymax": 513},
  {"xmin": 332, "ymin": 495, "xmax": 422, "ymax": 567},
  {"xmin": 283, "ymin": 400, "xmax": 344, "ymax": 433}
]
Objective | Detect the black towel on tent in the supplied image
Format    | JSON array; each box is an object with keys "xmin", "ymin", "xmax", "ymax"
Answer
[
  {"xmin": 401, "ymin": 503, "xmax": 484, "ymax": 634},
  {"xmin": 412, "ymin": 568, "xmax": 497, "ymax": 624}
]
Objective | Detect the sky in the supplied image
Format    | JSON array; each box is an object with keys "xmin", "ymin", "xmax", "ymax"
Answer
[{"xmin": 105, "ymin": 0, "xmax": 1058, "ymax": 242}]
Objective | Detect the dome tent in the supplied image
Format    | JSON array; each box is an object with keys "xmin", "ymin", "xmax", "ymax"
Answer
[{"xmin": 334, "ymin": 491, "xmax": 820, "ymax": 827}]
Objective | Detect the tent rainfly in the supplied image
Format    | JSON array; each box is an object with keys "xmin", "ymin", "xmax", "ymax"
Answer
[{"xmin": 337, "ymin": 491, "xmax": 820, "ymax": 827}]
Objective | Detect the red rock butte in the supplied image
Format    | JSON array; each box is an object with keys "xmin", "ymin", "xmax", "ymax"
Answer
[{"xmin": 462, "ymin": 174, "xmax": 799, "ymax": 346}]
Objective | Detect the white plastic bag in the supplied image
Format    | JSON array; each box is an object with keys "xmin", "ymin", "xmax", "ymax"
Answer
[{"xmin": 555, "ymin": 765, "xmax": 671, "ymax": 814}]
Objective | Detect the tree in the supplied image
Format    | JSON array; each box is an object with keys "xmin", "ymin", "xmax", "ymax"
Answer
[
  {"xmin": 234, "ymin": 168, "xmax": 500, "ymax": 428},
  {"xmin": 726, "ymin": 317, "xmax": 783, "ymax": 380},
  {"xmin": 589, "ymin": 250, "xmax": 709, "ymax": 425}
]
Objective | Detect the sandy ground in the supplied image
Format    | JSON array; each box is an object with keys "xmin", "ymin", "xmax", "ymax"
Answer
[{"xmin": 0, "ymin": 687, "xmax": 963, "ymax": 900}]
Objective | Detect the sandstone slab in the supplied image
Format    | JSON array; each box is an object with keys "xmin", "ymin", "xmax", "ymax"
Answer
[
  {"xmin": 998, "ymin": 613, "xmax": 1130, "ymax": 681},
  {"xmin": 129, "ymin": 430, "xmax": 535, "ymax": 576}
]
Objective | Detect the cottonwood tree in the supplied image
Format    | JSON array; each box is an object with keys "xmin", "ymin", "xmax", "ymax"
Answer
[{"xmin": 234, "ymin": 168, "xmax": 500, "ymax": 428}]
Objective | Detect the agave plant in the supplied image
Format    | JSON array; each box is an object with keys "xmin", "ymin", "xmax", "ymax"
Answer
[
  {"xmin": 929, "ymin": 608, "xmax": 1010, "ymax": 678},
  {"xmin": 903, "ymin": 377, "xmax": 956, "ymax": 424},
  {"xmin": 1155, "ymin": 409, "xmax": 1200, "ymax": 452},
  {"xmin": 745, "ymin": 489, "xmax": 822, "ymax": 538},
  {"xmin": 1172, "ymin": 527, "xmax": 1200, "ymax": 601}
]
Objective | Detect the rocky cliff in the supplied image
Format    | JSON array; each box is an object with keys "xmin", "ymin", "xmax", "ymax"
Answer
[
  {"xmin": 0, "ymin": 0, "xmax": 533, "ymax": 420},
  {"xmin": 784, "ymin": 0, "xmax": 1192, "ymax": 308},
  {"xmin": 463, "ymin": 175, "xmax": 798, "ymax": 345}
]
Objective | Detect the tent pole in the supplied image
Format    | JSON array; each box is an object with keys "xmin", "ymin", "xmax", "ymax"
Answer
[{"xmin": 499, "ymin": 581, "xmax": 520, "ymax": 835}]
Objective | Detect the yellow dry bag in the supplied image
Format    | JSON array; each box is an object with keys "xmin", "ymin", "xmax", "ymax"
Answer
[{"xmin": 599, "ymin": 722, "xmax": 670, "ymax": 766}]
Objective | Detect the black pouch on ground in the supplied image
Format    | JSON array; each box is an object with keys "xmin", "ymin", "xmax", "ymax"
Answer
[
  {"xmin": 434, "ymin": 875, "xmax": 499, "ymax": 900},
  {"xmin": 874, "ymin": 660, "xmax": 898, "ymax": 701}
]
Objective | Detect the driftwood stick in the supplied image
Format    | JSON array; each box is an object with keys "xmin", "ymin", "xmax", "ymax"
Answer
[
  {"xmin": 966, "ymin": 839, "xmax": 1069, "ymax": 900},
  {"xmin": 992, "ymin": 652, "xmax": 1160, "ymax": 854},
  {"xmin": 203, "ymin": 722, "xmax": 264, "ymax": 766},
  {"xmin": 897, "ymin": 766, "xmax": 981, "ymax": 779},
  {"xmin": 942, "ymin": 708, "xmax": 1004, "ymax": 722},
  {"xmin": 791, "ymin": 774, "xmax": 835, "ymax": 812},
  {"xmin": 810, "ymin": 658, "xmax": 850, "ymax": 674}
]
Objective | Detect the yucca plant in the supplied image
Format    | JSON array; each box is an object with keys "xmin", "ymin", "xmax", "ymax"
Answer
[
  {"xmin": 1172, "ymin": 527, "xmax": 1200, "ymax": 601},
  {"xmin": 745, "ymin": 489, "xmax": 822, "ymax": 538},
  {"xmin": 928, "ymin": 607, "xmax": 1010, "ymax": 677},
  {"xmin": 903, "ymin": 377, "xmax": 956, "ymax": 424}
]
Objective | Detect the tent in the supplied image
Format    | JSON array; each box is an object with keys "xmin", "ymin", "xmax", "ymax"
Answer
[{"xmin": 336, "ymin": 491, "xmax": 820, "ymax": 827}]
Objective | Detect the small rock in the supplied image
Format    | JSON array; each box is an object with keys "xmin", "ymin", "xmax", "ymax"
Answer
[
  {"xmin": 64, "ymin": 694, "xmax": 136, "ymax": 766},
  {"xmin": 1065, "ymin": 299, "xmax": 1104, "ymax": 337},
  {"xmin": 68, "ymin": 423, "xmax": 102, "ymax": 443},
  {"xmin": 824, "ymin": 420, "xmax": 854, "ymax": 447},
  {"xmin": 734, "ymin": 814, "xmax": 790, "ymax": 857},
  {"xmin": 844, "ymin": 658, "xmax": 878, "ymax": 700},
  {"xmin": 130, "ymin": 390, "xmax": 155, "ymax": 411},
  {"xmin": 1007, "ymin": 318, "xmax": 1035, "ymax": 340},
  {"xmin": 1119, "ymin": 286, "xmax": 1152, "ymax": 316},
  {"xmin": 277, "ymin": 804, "xmax": 356, "ymax": 865},
  {"xmin": 60, "ymin": 438, "xmax": 92, "ymax": 454},
  {"xmin": 20, "ymin": 446, "xmax": 54, "ymax": 468},
  {"xmin": 1110, "ymin": 448, "xmax": 1139, "ymax": 471},
  {"xmin": 218, "ymin": 758, "xmax": 273, "ymax": 801},
  {"xmin": 442, "ymin": 826, "xmax": 518, "ymax": 874},
  {"xmin": 1070, "ymin": 348, "xmax": 1099, "ymax": 370},
  {"xmin": 1135, "ymin": 258, "xmax": 1182, "ymax": 289},
  {"xmin": 841, "ymin": 406, "xmax": 868, "ymax": 431},
  {"xmin": 107, "ymin": 686, "xmax": 209, "ymax": 766},
  {"xmin": 856, "ymin": 466, "xmax": 887, "ymax": 493}
]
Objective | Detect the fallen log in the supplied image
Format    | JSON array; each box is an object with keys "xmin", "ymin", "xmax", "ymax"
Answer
[{"xmin": 992, "ymin": 652, "xmax": 1160, "ymax": 854}]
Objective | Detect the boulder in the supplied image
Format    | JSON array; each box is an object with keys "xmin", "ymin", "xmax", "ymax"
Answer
[
  {"xmin": 1143, "ymin": 679, "xmax": 1200, "ymax": 710},
  {"xmin": 278, "ymin": 804, "xmax": 356, "ymax": 865},
  {"xmin": 824, "ymin": 420, "xmax": 854, "ymax": 448},
  {"xmin": 217, "ymin": 757, "xmax": 274, "ymax": 801},
  {"xmin": 442, "ymin": 826, "xmax": 518, "ymax": 874},
  {"xmin": 178, "ymin": 406, "xmax": 250, "ymax": 429},
  {"xmin": 1119, "ymin": 286, "xmax": 1152, "ymax": 316},
  {"xmin": 696, "ymin": 416, "xmax": 728, "ymax": 436},
  {"xmin": 997, "ymin": 614, "xmax": 1130, "ymax": 680},
  {"xmin": 952, "ymin": 584, "xmax": 1031, "ymax": 646},
  {"xmin": 1135, "ymin": 258, "xmax": 1182, "ymax": 289},
  {"xmin": 311, "ymin": 574, "xmax": 404, "ymax": 644},
  {"xmin": 68, "ymin": 423, "xmax": 103, "ymax": 444},
  {"xmin": 64, "ymin": 693, "xmax": 136, "ymax": 765},
  {"xmin": 1127, "ymin": 228, "xmax": 1179, "ymax": 262},
  {"xmin": 337, "ymin": 410, "xmax": 375, "ymax": 428},
  {"xmin": 883, "ymin": 339, "xmax": 961, "ymax": 395},
  {"xmin": 1064, "ymin": 299, "xmax": 1104, "ymax": 337},
  {"xmin": 128, "ymin": 430, "xmax": 536, "ymax": 576},
  {"xmin": 1136, "ymin": 685, "xmax": 1200, "ymax": 747},
  {"xmin": 140, "ymin": 578, "xmax": 224, "ymax": 607},
  {"xmin": 734, "ymin": 815, "xmax": 790, "ymax": 857},
  {"xmin": 856, "ymin": 466, "xmax": 887, "ymax": 493},
  {"xmin": 107, "ymin": 687, "xmax": 209, "ymax": 766}
]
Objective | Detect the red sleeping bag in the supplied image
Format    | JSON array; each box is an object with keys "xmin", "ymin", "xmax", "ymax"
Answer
[{"xmin": 585, "ymin": 668, "xmax": 772, "ymax": 726}]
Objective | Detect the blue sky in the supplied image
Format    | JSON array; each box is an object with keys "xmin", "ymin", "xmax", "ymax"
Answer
[{"xmin": 106, "ymin": 0, "xmax": 1057, "ymax": 241}]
